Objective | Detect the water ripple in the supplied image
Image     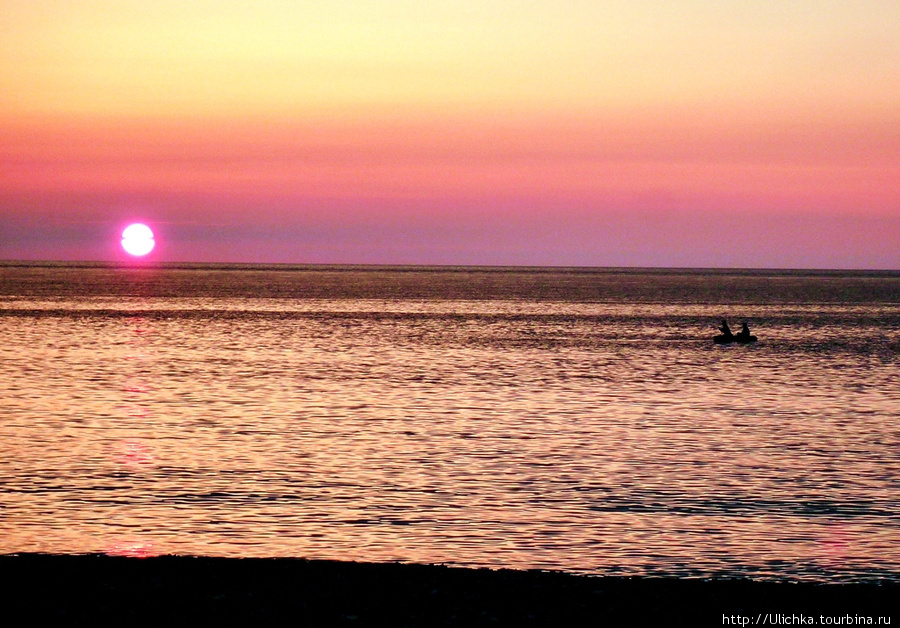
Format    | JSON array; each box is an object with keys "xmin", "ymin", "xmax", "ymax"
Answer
[{"xmin": 1, "ymin": 267, "xmax": 898, "ymax": 582}]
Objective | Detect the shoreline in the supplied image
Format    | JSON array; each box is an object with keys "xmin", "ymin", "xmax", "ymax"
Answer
[{"xmin": 2, "ymin": 554, "xmax": 896, "ymax": 625}]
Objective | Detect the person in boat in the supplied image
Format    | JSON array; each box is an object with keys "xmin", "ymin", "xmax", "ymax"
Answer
[
  {"xmin": 736, "ymin": 321, "xmax": 752, "ymax": 341},
  {"xmin": 718, "ymin": 319, "xmax": 734, "ymax": 340}
]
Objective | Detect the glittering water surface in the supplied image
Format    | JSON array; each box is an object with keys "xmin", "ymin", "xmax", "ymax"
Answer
[{"xmin": 1, "ymin": 264, "xmax": 898, "ymax": 581}]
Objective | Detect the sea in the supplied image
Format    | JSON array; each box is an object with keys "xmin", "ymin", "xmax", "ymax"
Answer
[{"xmin": 1, "ymin": 262, "xmax": 898, "ymax": 583}]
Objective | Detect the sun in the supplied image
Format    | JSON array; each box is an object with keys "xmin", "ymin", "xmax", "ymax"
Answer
[{"xmin": 121, "ymin": 223, "xmax": 155, "ymax": 256}]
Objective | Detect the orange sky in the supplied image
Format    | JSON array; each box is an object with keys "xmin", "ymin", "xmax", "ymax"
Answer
[{"xmin": 2, "ymin": 1, "xmax": 898, "ymax": 267}]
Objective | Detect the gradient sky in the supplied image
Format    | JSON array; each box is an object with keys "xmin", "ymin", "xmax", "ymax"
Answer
[{"xmin": 2, "ymin": 0, "xmax": 898, "ymax": 267}]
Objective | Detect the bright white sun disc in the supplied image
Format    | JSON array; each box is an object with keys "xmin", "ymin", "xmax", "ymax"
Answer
[{"xmin": 121, "ymin": 223, "xmax": 155, "ymax": 256}]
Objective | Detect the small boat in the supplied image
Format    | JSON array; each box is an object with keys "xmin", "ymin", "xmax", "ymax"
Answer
[{"xmin": 714, "ymin": 334, "xmax": 757, "ymax": 345}]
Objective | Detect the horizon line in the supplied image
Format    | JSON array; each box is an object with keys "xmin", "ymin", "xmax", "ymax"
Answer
[{"xmin": 2, "ymin": 259, "xmax": 899, "ymax": 274}]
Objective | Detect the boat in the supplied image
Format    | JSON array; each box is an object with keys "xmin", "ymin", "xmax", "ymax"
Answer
[{"xmin": 714, "ymin": 334, "xmax": 757, "ymax": 345}]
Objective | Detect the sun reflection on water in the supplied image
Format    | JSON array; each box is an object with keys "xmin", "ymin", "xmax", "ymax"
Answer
[{"xmin": 106, "ymin": 539, "xmax": 157, "ymax": 558}]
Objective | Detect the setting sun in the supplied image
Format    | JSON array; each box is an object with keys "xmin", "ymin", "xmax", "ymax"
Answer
[{"xmin": 121, "ymin": 223, "xmax": 155, "ymax": 257}]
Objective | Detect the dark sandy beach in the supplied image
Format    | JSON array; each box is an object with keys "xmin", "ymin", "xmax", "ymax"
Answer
[{"xmin": 1, "ymin": 555, "xmax": 895, "ymax": 626}]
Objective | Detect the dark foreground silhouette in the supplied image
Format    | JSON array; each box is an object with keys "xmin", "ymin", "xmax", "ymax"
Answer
[
  {"xmin": 715, "ymin": 320, "xmax": 757, "ymax": 344},
  {"xmin": 1, "ymin": 554, "xmax": 896, "ymax": 626}
]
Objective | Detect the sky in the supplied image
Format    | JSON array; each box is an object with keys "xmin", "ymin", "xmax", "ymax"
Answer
[{"xmin": 1, "ymin": 0, "xmax": 898, "ymax": 268}]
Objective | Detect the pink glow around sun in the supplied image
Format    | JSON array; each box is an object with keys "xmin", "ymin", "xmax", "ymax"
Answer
[{"xmin": 121, "ymin": 223, "xmax": 155, "ymax": 256}]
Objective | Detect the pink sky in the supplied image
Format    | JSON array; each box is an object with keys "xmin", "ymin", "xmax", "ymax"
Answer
[{"xmin": 2, "ymin": 1, "xmax": 898, "ymax": 268}]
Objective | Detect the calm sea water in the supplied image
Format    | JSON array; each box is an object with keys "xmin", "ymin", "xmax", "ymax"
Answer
[{"xmin": 1, "ymin": 263, "xmax": 898, "ymax": 582}]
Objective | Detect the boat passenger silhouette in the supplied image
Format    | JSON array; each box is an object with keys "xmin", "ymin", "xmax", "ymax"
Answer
[
  {"xmin": 714, "ymin": 319, "xmax": 734, "ymax": 344},
  {"xmin": 718, "ymin": 320, "xmax": 734, "ymax": 340},
  {"xmin": 736, "ymin": 322, "xmax": 752, "ymax": 341}
]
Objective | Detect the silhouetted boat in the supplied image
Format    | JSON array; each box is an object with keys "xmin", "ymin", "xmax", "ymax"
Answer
[{"xmin": 714, "ymin": 334, "xmax": 757, "ymax": 345}]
